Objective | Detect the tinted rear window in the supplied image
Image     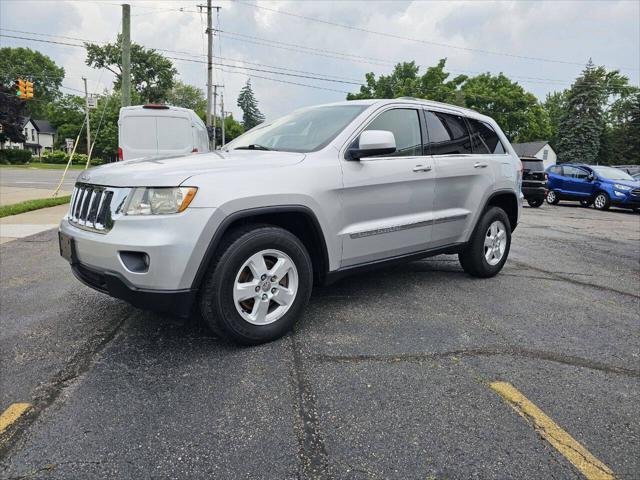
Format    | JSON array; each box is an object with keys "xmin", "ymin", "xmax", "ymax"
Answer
[
  {"xmin": 522, "ymin": 160, "xmax": 544, "ymax": 171},
  {"xmin": 467, "ymin": 118, "xmax": 505, "ymax": 154}
]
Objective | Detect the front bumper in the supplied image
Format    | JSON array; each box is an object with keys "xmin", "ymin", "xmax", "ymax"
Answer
[
  {"xmin": 611, "ymin": 190, "xmax": 640, "ymax": 208},
  {"xmin": 59, "ymin": 206, "xmax": 218, "ymax": 291}
]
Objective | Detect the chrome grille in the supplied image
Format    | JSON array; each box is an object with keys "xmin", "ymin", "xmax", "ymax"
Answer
[
  {"xmin": 631, "ymin": 188, "xmax": 640, "ymax": 197},
  {"xmin": 68, "ymin": 184, "xmax": 114, "ymax": 232}
]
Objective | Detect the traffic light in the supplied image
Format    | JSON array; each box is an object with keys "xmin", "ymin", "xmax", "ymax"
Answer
[
  {"xmin": 25, "ymin": 81, "xmax": 34, "ymax": 99},
  {"xmin": 15, "ymin": 79, "xmax": 26, "ymax": 98}
]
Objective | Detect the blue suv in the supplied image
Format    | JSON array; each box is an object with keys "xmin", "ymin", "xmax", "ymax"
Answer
[{"xmin": 545, "ymin": 164, "xmax": 640, "ymax": 211}]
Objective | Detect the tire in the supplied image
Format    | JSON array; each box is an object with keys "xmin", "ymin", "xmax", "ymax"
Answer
[
  {"xmin": 199, "ymin": 225, "xmax": 313, "ymax": 345},
  {"xmin": 593, "ymin": 192, "xmax": 610, "ymax": 211},
  {"xmin": 579, "ymin": 199, "xmax": 593, "ymax": 208},
  {"xmin": 546, "ymin": 190, "xmax": 559, "ymax": 205},
  {"xmin": 527, "ymin": 198, "xmax": 544, "ymax": 208},
  {"xmin": 458, "ymin": 207, "xmax": 511, "ymax": 278}
]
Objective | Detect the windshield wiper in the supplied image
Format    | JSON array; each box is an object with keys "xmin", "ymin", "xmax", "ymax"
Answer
[{"xmin": 235, "ymin": 144, "xmax": 271, "ymax": 151}]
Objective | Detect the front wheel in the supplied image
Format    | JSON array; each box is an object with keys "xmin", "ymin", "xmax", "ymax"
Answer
[
  {"xmin": 546, "ymin": 190, "xmax": 560, "ymax": 205},
  {"xmin": 199, "ymin": 225, "xmax": 313, "ymax": 345},
  {"xmin": 593, "ymin": 192, "xmax": 610, "ymax": 210},
  {"xmin": 459, "ymin": 207, "xmax": 511, "ymax": 278},
  {"xmin": 527, "ymin": 198, "xmax": 544, "ymax": 208}
]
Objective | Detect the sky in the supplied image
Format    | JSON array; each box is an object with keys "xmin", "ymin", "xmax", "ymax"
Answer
[{"xmin": 1, "ymin": 0, "xmax": 639, "ymax": 121}]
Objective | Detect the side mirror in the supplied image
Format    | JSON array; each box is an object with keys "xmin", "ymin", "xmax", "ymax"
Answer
[
  {"xmin": 587, "ymin": 174, "xmax": 595, "ymax": 182},
  {"xmin": 348, "ymin": 130, "xmax": 396, "ymax": 160}
]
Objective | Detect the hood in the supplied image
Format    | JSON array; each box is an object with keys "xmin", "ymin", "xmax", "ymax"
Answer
[
  {"xmin": 600, "ymin": 178, "xmax": 639, "ymax": 188},
  {"xmin": 76, "ymin": 150, "xmax": 306, "ymax": 187}
]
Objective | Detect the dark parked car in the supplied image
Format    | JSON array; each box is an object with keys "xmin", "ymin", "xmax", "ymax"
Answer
[
  {"xmin": 520, "ymin": 157, "xmax": 547, "ymax": 207},
  {"xmin": 545, "ymin": 164, "xmax": 640, "ymax": 211}
]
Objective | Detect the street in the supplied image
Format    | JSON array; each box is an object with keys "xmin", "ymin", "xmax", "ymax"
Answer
[
  {"xmin": 1, "ymin": 205, "xmax": 638, "ymax": 479},
  {"xmin": 0, "ymin": 168, "xmax": 80, "ymax": 205}
]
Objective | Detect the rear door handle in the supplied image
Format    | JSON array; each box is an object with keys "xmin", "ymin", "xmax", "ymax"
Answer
[
  {"xmin": 474, "ymin": 162, "xmax": 489, "ymax": 168},
  {"xmin": 413, "ymin": 165, "xmax": 432, "ymax": 172}
]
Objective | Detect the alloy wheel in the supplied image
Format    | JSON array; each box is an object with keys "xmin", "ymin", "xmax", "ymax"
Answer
[
  {"xmin": 232, "ymin": 249, "xmax": 299, "ymax": 325},
  {"xmin": 484, "ymin": 220, "xmax": 507, "ymax": 266},
  {"xmin": 594, "ymin": 194, "xmax": 606, "ymax": 209}
]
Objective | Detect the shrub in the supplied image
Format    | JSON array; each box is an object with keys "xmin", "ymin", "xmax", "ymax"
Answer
[
  {"xmin": 0, "ymin": 149, "xmax": 32, "ymax": 164},
  {"xmin": 40, "ymin": 150, "xmax": 104, "ymax": 166}
]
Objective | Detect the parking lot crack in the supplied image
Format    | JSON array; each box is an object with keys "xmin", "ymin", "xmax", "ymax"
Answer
[{"xmin": 289, "ymin": 334, "xmax": 330, "ymax": 480}]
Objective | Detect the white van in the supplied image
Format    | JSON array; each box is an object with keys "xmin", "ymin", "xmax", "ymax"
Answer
[{"xmin": 118, "ymin": 105, "xmax": 210, "ymax": 161}]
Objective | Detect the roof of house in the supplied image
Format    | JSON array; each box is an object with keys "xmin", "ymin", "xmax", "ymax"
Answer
[
  {"xmin": 511, "ymin": 141, "xmax": 550, "ymax": 157},
  {"xmin": 30, "ymin": 119, "xmax": 56, "ymax": 134}
]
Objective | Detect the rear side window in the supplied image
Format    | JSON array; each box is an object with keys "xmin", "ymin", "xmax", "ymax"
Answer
[
  {"xmin": 424, "ymin": 111, "xmax": 472, "ymax": 155},
  {"xmin": 122, "ymin": 116, "xmax": 156, "ymax": 150},
  {"xmin": 157, "ymin": 116, "xmax": 191, "ymax": 151},
  {"xmin": 363, "ymin": 108, "xmax": 422, "ymax": 157},
  {"xmin": 467, "ymin": 118, "xmax": 505, "ymax": 154}
]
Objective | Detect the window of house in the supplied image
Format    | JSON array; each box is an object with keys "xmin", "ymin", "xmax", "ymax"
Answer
[
  {"xmin": 466, "ymin": 118, "xmax": 505, "ymax": 154},
  {"xmin": 31, "ymin": 129, "xmax": 35, "ymax": 141},
  {"xmin": 361, "ymin": 108, "xmax": 422, "ymax": 157},
  {"xmin": 424, "ymin": 111, "xmax": 473, "ymax": 155},
  {"xmin": 542, "ymin": 149, "xmax": 549, "ymax": 160}
]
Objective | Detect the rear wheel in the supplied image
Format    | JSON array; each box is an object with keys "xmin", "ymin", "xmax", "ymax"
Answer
[
  {"xmin": 579, "ymin": 199, "xmax": 593, "ymax": 207},
  {"xmin": 593, "ymin": 192, "xmax": 610, "ymax": 210},
  {"xmin": 546, "ymin": 190, "xmax": 560, "ymax": 205},
  {"xmin": 527, "ymin": 198, "xmax": 544, "ymax": 208},
  {"xmin": 199, "ymin": 225, "xmax": 313, "ymax": 345},
  {"xmin": 459, "ymin": 207, "xmax": 511, "ymax": 278}
]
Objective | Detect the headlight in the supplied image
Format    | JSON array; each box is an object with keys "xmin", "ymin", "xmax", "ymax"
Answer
[
  {"xmin": 613, "ymin": 184, "xmax": 632, "ymax": 191},
  {"xmin": 125, "ymin": 187, "xmax": 197, "ymax": 215}
]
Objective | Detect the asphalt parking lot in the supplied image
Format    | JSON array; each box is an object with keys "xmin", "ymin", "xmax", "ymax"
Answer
[{"xmin": 0, "ymin": 204, "xmax": 638, "ymax": 479}]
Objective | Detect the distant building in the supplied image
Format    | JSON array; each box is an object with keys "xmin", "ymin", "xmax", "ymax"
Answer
[
  {"xmin": 2, "ymin": 118, "xmax": 56, "ymax": 157},
  {"xmin": 512, "ymin": 141, "xmax": 557, "ymax": 169}
]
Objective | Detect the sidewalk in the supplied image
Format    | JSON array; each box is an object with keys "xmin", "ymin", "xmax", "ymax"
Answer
[{"xmin": 0, "ymin": 204, "xmax": 68, "ymax": 244}]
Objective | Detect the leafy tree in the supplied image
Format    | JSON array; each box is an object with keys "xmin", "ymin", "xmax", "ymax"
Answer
[
  {"xmin": 556, "ymin": 60, "xmax": 630, "ymax": 164},
  {"xmin": 223, "ymin": 113, "xmax": 245, "ymax": 143},
  {"xmin": 166, "ymin": 81, "xmax": 206, "ymax": 115},
  {"xmin": 543, "ymin": 91, "xmax": 567, "ymax": 149},
  {"xmin": 85, "ymin": 36, "xmax": 177, "ymax": 103},
  {"xmin": 347, "ymin": 59, "xmax": 466, "ymax": 104},
  {"xmin": 599, "ymin": 91, "xmax": 640, "ymax": 165},
  {"xmin": 0, "ymin": 47, "xmax": 64, "ymax": 118},
  {"xmin": 45, "ymin": 94, "xmax": 86, "ymax": 151},
  {"xmin": 460, "ymin": 73, "xmax": 550, "ymax": 142},
  {"xmin": 0, "ymin": 84, "xmax": 27, "ymax": 145},
  {"xmin": 237, "ymin": 80, "xmax": 264, "ymax": 129}
]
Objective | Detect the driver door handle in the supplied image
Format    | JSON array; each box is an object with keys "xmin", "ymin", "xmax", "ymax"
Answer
[
  {"xmin": 474, "ymin": 162, "xmax": 489, "ymax": 169},
  {"xmin": 413, "ymin": 165, "xmax": 432, "ymax": 172}
]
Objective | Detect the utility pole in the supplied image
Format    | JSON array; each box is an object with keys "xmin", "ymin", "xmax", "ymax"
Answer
[
  {"xmin": 199, "ymin": 1, "xmax": 221, "ymax": 149},
  {"xmin": 121, "ymin": 4, "xmax": 131, "ymax": 107},
  {"xmin": 82, "ymin": 77, "xmax": 91, "ymax": 158},
  {"xmin": 220, "ymin": 93, "xmax": 225, "ymax": 147}
]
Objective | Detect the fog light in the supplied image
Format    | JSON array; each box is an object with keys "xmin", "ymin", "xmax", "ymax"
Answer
[
  {"xmin": 119, "ymin": 251, "xmax": 150, "ymax": 273},
  {"xmin": 614, "ymin": 191, "xmax": 626, "ymax": 197}
]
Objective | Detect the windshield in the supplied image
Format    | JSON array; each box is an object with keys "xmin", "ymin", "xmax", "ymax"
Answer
[
  {"xmin": 592, "ymin": 166, "xmax": 635, "ymax": 181},
  {"xmin": 226, "ymin": 105, "xmax": 367, "ymax": 153}
]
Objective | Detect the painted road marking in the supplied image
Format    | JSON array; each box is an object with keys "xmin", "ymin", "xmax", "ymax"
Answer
[
  {"xmin": 490, "ymin": 382, "xmax": 615, "ymax": 480},
  {"xmin": 0, "ymin": 403, "xmax": 32, "ymax": 435}
]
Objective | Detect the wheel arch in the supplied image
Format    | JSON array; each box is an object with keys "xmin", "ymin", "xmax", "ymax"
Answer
[
  {"xmin": 484, "ymin": 190, "xmax": 519, "ymax": 232},
  {"xmin": 191, "ymin": 205, "xmax": 330, "ymax": 290}
]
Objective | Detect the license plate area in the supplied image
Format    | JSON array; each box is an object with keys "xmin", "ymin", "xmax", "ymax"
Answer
[{"xmin": 59, "ymin": 231, "xmax": 77, "ymax": 264}]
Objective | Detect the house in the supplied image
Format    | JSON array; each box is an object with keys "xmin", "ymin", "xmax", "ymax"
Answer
[
  {"xmin": 2, "ymin": 118, "xmax": 56, "ymax": 157},
  {"xmin": 511, "ymin": 141, "xmax": 557, "ymax": 169}
]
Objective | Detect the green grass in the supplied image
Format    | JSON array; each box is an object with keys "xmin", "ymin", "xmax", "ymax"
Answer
[
  {"xmin": 0, "ymin": 163, "xmax": 86, "ymax": 170},
  {"xmin": 0, "ymin": 195, "xmax": 71, "ymax": 218}
]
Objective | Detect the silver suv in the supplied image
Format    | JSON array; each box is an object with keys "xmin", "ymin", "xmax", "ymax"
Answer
[{"xmin": 59, "ymin": 99, "xmax": 522, "ymax": 344}]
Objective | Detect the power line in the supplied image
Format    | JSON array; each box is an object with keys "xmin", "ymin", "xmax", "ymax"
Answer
[{"xmin": 234, "ymin": 1, "xmax": 639, "ymax": 72}]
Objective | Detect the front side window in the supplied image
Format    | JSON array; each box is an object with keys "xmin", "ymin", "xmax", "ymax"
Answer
[
  {"xmin": 424, "ymin": 111, "xmax": 472, "ymax": 155},
  {"xmin": 361, "ymin": 108, "xmax": 422, "ymax": 157},
  {"xmin": 467, "ymin": 118, "xmax": 505, "ymax": 154},
  {"xmin": 227, "ymin": 105, "xmax": 367, "ymax": 153}
]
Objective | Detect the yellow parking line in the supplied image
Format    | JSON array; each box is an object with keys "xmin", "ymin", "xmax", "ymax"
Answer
[
  {"xmin": 490, "ymin": 382, "xmax": 615, "ymax": 480},
  {"xmin": 0, "ymin": 403, "xmax": 32, "ymax": 435}
]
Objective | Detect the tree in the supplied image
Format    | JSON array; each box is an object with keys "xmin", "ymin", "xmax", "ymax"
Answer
[
  {"xmin": 460, "ymin": 73, "xmax": 550, "ymax": 142},
  {"xmin": 543, "ymin": 91, "xmax": 567, "ymax": 149},
  {"xmin": 347, "ymin": 59, "xmax": 466, "ymax": 104},
  {"xmin": 0, "ymin": 84, "xmax": 27, "ymax": 145},
  {"xmin": 556, "ymin": 60, "xmax": 630, "ymax": 164},
  {"xmin": 166, "ymin": 81, "xmax": 206, "ymax": 115},
  {"xmin": 0, "ymin": 47, "xmax": 64, "ymax": 118},
  {"xmin": 237, "ymin": 80, "xmax": 264, "ymax": 129},
  {"xmin": 223, "ymin": 113, "xmax": 245, "ymax": 143},
  {"xmin": 599, "ymin": 91, "xmax": 640, "ymax": 165},
  {"xmin": 85, "ymin": 37, "xmax": 177, "ymax": 103},
  {"xmin": 45, "ymin": 94, "xmax": 86, "ymax": 151}
]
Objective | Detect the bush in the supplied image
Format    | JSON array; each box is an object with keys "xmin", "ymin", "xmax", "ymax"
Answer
[
  {"xmin": 0, "ymin": 149, "xmax": 32, "ymax": 164},
  {"xmin": 40, "ymin": 150, "xmax": 104, "ymax": 166}
]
